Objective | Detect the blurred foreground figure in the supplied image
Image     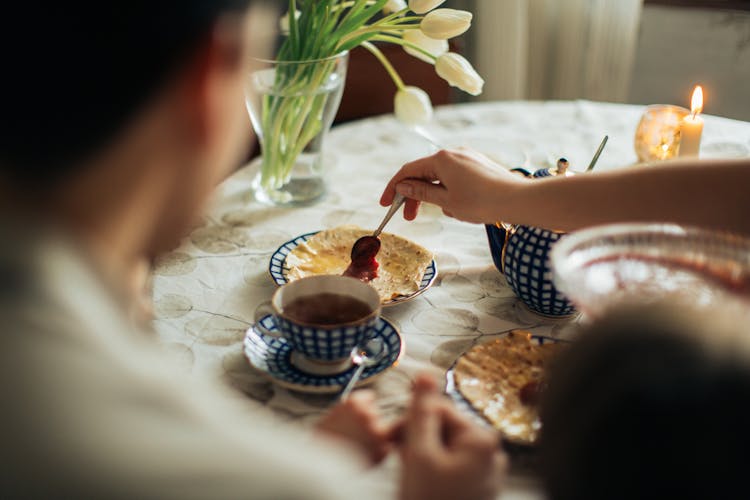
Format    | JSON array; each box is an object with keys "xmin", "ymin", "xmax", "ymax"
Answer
[
  {"xmin": 540, "ymin": 305, "xmax": 750, "ymax": 500},
  {"xmin": 0, "ymin": 1, "xmax": 505, "ymax": 499}
]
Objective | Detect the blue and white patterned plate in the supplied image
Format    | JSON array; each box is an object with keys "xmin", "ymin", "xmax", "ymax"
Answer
[
  {"xmin": 445, "ymin": 334, "xmax": 566, "ymax": 442},
  {"xmin": 268, "ymin": 231, "xmax": 437, "ymax": 307},
  {"xmin": 244, "ymin": 315, "xmax": 404, "ymax": 394}
]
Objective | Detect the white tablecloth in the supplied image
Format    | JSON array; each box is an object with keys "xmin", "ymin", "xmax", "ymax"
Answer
[{"xmin": 151, "ymin": 100, "xmax": 750, "ymax": 499}]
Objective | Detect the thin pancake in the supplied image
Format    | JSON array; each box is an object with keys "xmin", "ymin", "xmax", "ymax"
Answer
[
  {"xmin": 453, "ymin": 330, "xmax": 561, "ymax": 445},
  {"xmin": 284, "ymin": 226, "xmax": 433, "ymax": 302}
]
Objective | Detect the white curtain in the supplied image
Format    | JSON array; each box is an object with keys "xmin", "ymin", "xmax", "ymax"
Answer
[{"xmin": 473, "ymin": 0, "xmax": 643, "ymax": 102}]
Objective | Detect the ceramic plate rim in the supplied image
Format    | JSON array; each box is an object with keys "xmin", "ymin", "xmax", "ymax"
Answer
[
  {"xmin": 268, "ymin": 230, "xmax": 437, "ymax": 307},
  {"xmin": 244, "ymin": 315, "xmax": 405, "ymax": 394}
]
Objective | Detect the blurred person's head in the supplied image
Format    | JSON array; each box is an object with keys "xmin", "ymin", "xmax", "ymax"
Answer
[
  {"xmin": 0, "ymin": 1, "xmax": 274, "ymax": 256},
  {"xmin": 540, "ymin": 304, "xmax": 750, "ymax": 500}
]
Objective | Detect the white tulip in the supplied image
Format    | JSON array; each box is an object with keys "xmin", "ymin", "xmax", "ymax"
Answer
[
  {"xmin": 420, "ymin": 9, "xmax": 472, "ymax": 40},
  {"xmin": 383, "ymin": 0, "xmax": 407, "ymax": 14},
  {"xmin": 435, "ymin": 52, "xmax": 484, "ymax": 96},
  {"xmin": 403, "ymin": 30, "xmax": 448, "ymax": 64},
  {"xmin": 279, "ymin": 10, "xmax": 301, "ymax": 34},
  {"xmin": 394, "ymin": 86, "xmax": 434, "ymax": 125},
  {"xmin": 409, "ymin": 0, "xmax": 446, "ymax": 15}
]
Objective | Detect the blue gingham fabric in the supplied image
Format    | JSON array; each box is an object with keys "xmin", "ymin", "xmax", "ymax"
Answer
[{"xmin": 275, "ymin": 315, "xmax": 376, "ymax": 361}]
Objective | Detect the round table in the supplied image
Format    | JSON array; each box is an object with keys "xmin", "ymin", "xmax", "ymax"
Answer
[{"xmin": 151, "ymin": 100, "xmax": 750, "ymax": 499}]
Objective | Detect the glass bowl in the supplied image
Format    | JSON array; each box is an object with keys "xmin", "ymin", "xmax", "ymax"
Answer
[{"xmin": 550, "ymin": 223, "xmax": 750, "ymax": 318}]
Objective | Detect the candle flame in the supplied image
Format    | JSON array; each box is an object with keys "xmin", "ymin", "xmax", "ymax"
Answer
[{"xmin": 691, "ymin": 85, "xmax": 703, "ymax": 117}]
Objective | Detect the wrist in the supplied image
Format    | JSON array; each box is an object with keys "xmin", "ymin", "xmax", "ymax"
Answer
[{"xmin": 484, "ymin": 174, "xmax": 529, "ymax": 224}]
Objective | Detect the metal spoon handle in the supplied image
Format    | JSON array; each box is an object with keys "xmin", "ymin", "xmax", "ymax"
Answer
[
  {"xmin": 586, "ymin": 135, "xmax": 609, "ymax": 172},
  {"xmin": 373, "ymin": 194, "xmax": 405, "ymax": 237},
  {"xmin": 340, "ymin": 363, "xmax": 367, "ymax": 401}
]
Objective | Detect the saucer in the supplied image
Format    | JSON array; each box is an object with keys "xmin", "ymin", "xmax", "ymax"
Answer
[
  {"xmin": 244, "ymin": 315, "xmax": 404, "ymax": 394},
  {"xmin": 268, "ymin": 231, "xmax": 437, "ymax": 307}
]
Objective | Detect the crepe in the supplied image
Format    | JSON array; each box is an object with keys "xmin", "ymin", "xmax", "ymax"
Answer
[
  {"xmin": 284, "ymin": 226, "xmax": 433, "ymax": 302},
  {"xmin": 453, "ymin": 330, "xmax": 562, "ymax": 445}
]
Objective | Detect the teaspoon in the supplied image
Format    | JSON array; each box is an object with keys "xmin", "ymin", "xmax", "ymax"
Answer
[{"xmin": 340, "ymin": 337, "xmax": 387, "ymax": 401}]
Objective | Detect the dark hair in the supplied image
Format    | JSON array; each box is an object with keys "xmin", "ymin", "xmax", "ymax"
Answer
[
  {"xmin": 0, "ymin": 0, "xmax": 253, "ymax": 187},
  {"xmin": 539, "ymin": 309, "xmax": 750, "ymax": 500}
]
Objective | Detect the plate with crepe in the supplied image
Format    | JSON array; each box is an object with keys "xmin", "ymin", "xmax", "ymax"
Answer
[
  {"xmin": 446, "ymin": 330, "xmax": 567, "ymax": 447},
  {"xmin": 269, "ymin": 226, "xmax": 437, "ymax": 306}
]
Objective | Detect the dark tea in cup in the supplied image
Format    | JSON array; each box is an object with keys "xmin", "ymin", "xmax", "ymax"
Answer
[{"xmin": 283, "ymin": 293, "xmax": 373, "ymax": 325}]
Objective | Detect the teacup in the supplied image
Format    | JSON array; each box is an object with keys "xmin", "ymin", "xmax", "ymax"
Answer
[{"xmin": 253, "ymin": 275, "xmax": 381, "ymax": 374}]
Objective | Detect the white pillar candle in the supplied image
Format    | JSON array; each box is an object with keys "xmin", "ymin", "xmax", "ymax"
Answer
[{"xmin": 679, "ymin": 86, "xmax": 704, "ymax": 158}]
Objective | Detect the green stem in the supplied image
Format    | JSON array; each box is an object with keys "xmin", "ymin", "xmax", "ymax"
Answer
[
  {"xmin": 341, "ymin": 21, "xmax": 421, "ymax": 40},
  {"xmin": 361, "ymin": 41, "xmax": 405, "ymax": 90},
  {"xmin": 288, "ymin": 94, "xmax": 328, "ymax": 165},
  {"xmin": 377, "ymin": 7, "xmax": 412, "ymax": 24},
  {"xmin": 378, "ymin": 14, "xmax": 423, "ymax": 25},
  {"xmin": 371, "ymin": 33, "xmax": 439, "ymax": 62},
  {"xmin": 332, "ymin": 0, "xmax": 378, "ymax": 12},
  {"xmin": 283, "ymin": 60, "xmax": 335, "ymax": 163},
  {"xmin": 258, "ymin": 56, "xmax": 342, "ymax": 189}
]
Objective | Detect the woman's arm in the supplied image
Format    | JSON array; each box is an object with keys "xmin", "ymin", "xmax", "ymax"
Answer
[
  {"xmin": 381, "ymin": 150, "xmax": 750, "ymax": 235},
  {"xmin": 510, "ymin": 157, "xmax": 750, "ymax": 234}
]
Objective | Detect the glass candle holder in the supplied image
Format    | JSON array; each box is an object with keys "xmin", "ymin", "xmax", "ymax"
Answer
[{"xmin": 634, "ymin": 105, "xmax": 689, "ymax": 162}]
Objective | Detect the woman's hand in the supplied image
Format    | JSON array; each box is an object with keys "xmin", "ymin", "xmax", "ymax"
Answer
[
  {"xmin": 398, "ymin": 375, "xmax": 508, "ymax": 500},
  {"xmin": 380, "ymin": 149, "xmax": 525, "ymax": 223}
]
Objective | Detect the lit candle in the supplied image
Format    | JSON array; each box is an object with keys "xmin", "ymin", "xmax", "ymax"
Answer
[{"xmin": 679, "ymin": 85, "xmax": 704, "ymax": 157}]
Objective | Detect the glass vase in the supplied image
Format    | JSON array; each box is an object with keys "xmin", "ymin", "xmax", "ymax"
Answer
[{"xmin": 245, "ymin": 52, "xmax": 348, "ymax": 206}]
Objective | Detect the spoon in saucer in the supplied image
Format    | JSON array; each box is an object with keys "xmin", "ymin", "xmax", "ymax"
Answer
[{"xmin": 340, "ymin": 337, "xmax": 388, "ymax": 401}]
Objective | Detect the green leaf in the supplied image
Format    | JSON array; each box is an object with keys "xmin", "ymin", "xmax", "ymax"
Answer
[
  {"xmin": 321, "ymin": 5, "xmax": 339, "ymax": 37},
  {"xmin": 333, "ymin": 0, "xmax": 388, "ymax": 40},
  {"xmin": 337, "ymin": 31, "xmax": 378, "ymax": 53},
  {"xmin": 334, "ymin": 0, "xmax": 370, "ymax": 35}
]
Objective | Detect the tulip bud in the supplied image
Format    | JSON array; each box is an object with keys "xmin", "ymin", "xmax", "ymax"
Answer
[
  {"xmin": 435, "ymin": 53, "xmax": 484, "ymax": 96},
  {"xmin": 408, "ymin": 0, "xmax": 446, "ymax": 15},
  {"xmin": 394, "ymin": 86, "xmax": 434, "ymax": 125},
  {"xmin": 402, "ymin": 30, "xmax": 448, "ymax": 64},
  {"xmin": 420, "ymin": 9, "xmax": 472, "ymax": 40},
  {"xmin": 279, "ymin": 10, "xmax": 301, "ymax": 34},
  {"xmin": 384, "ymin": 0, "xmax": 407, "ymax": 14}
]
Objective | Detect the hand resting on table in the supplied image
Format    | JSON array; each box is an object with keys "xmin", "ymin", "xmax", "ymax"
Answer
[{"xmin": 317, "ymin": 374, "xmax": 508, "ymax": 500}]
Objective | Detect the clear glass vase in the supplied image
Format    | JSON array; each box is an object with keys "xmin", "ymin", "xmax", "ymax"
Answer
[{"xmin": 245, "ymin": 52, "xmax": 348, "ymax": 206}]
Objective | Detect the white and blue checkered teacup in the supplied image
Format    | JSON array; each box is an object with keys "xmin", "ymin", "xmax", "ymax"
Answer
[{"xmin": 254, "ymin": 275, "xmax": 381, "ymax": 368}]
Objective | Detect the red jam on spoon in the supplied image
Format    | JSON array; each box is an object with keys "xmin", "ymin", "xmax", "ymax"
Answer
[
  {"xmin": 343, "ymin": 194, "xmax": 406, "ymax": 283},
  {"xmin": 343, "ymin": 235, "xmax": 381, "ymax": 282}
]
